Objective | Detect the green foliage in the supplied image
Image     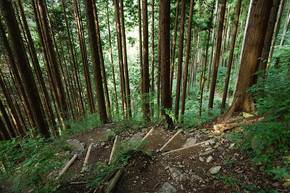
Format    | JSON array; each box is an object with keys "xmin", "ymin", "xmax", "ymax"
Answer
[
  {"xmin": 0, "ymin": 137, "xmax": 70, "ymax": 192},
  {"xmin": 64, "ymin": 113, "xmax": 101, "ymax": 136},
  {"xmin": 228, "ymin": 60, "xmax": 290, "ymax": 181}
]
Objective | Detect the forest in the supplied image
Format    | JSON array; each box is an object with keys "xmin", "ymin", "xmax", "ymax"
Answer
[{"xmin": 0, "ymin": 0, "xmax": 289, "ymax": 192}]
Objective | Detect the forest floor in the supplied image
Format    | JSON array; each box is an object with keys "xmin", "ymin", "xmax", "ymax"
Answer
[{"xmin": 53, "ymin": 117, "xmax": 289, "ymax": 193}]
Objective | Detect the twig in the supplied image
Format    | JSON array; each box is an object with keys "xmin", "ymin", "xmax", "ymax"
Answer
[
  {"xmin": 109, "ymin": 136, "xmax": 119, "ymax": 164},
  {"xmin": 81, "ymin": 143, "xmax": 93, "ymax": 173},
  {"xmin": 162, "ymin": 139, "xmax": 212, "ymax": 156},
  {"xmin": 159, "ymin": 129, "xmax": 182, "ymax": 152},
  {"xmin": 57, "ymin": 154, "xmax": 78, "ymax": 179}
]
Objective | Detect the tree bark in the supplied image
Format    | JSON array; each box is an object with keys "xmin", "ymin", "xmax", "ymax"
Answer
[
  {"xmin": 85, "ymin": 0, "xmax": 108, "ymax": 123},
  {"xmin": 221, "ymin": 0, "xmax": 242, "ymax": 110},
  {"xmin": 72, "ymin": 0, "xmax": 95, "ymax": 113},
  {"xmin": 141, "ymin": 0, "xmax": 150, "ymax": 121},
  {"xmin": 0, "ymin": 0, "xmax": 50, "ymax": 137},
  {"xmin": 106, "ymin": 1, "xmax": 119, "ymax": 114},
  {"xmin": 225, "ymin": 0, "xmax": 273, "ymax": 117},
  {"xmin": 159, "ymin": 0, "xmax": 172, "ymax": 126},
  {"xmin": 180, "ymin": 0, "xmax": 195, "ymax": 119},
  {"xmin": 170, "ymin": 0, "xmax": 180, "ymax": 91},
  {"xmin": 174, "ymin": 0, "xmax": 186, "ymax": 119},
  {"xmin": 208, "ymin": 0, "xmax": 227, "ymax": 109}
]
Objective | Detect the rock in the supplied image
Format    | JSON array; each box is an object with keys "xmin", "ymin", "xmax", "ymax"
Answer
[
  {"xmin": 199, "ymin": 149, "xmax": 215, "ymax": 156},
  {"xmin": 199, "ymin": 157, "xmax": 205, "ymax": 162},
  {"xmin": 206, "ymin": 156, "xmax": 213, "ymax": 163},
  {"xmin": 182, "ymin": 137, "xmax": 197, "ymax": 147},
  {"xmin": 209, "ymin": 166, "xmax": 221, "ymax": 174},
  {"xmin": 130, "ymin": 132, "xmax": 143, "ymax": 141},
  {"xmin": 191, "ymin": 174, "xmax": 204, "ymax": 183},
  {"xmin": 229, "ymin": 143, "xmax": 235, "ymax": 149},
  {"xmin": 168, "ymin": 167, "xmax": 186, "ymax": 182},
  {"xmin": 66, "ymin": 139, "xmax": 85, "ymax": 154},
  {"xmin": 242, "ymin": 112, "xmax": 255, "ymax": 118},
  {"xmin": 158, "ymin": 182, "xmax": 177, "ymax": 193}
]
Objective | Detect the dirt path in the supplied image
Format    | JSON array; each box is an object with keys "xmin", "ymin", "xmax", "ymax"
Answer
[{"xmin": 56, "ymin": 123, "xmax": 288, "ymax": 193}]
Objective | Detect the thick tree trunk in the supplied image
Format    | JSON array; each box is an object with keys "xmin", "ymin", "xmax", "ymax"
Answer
[
  {"xmin": 150, "ymin": 0, "xmax": 155, "ymax": 117},
  {"xmin": 180, "ymin": 0, "xmax": 195, "ymax": 119},
  {"xmin": 159, "ymin": 0, "xmax": 172, "ymax": 126},
  {"xmin": 208, "ymin": 0, "xmax": 226, "ymax": 108},
  {"xmin": 141, "ymin": 0, "xmax": 150, "ymax": 121},
  {"xmin": 0, "ymin": 0, "xmax": 50, "ymax": 137},
  {"xmin": 174, "ymin": 0, "xmax": 186, "ymax": 119},
  {"xmin": 221, "ymin": 0, "xmax": 242, "ymax": 110},
  {"xmin": 225, "ymin": 0, "xmax": 273, "ymax": 117},
  {"xmin": 85, "ymin": 0, "xmax": 108, "ymax": 123}
]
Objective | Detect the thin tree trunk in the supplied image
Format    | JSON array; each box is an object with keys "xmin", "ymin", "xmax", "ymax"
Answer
[
  {"xmin": 180, "ymin": 0, "xmax": 195, "ymax": 119},
  {"xmin": 170, "ymin": 0, "xmax": 180, "ymax": 91},
  {"xmin": 106, "ymin": 1, "xmax": 119, "ymax": 114},
  {"xmin": 141, "ymin": 0, "xmax": 150, "ymax": 121},
  {"xmin": 72, "ymin": 0, "xmax": 95, "ymax": 113},
  {"xmin": 174, "ymin": 0, "xmax": 186, "ymax": 119},
  {"xmin": 221, "ymin": 0, "xmax": 242, "ymax": 110},
  {"xmin": 61, "ymin": 0, "xmax": 84, "ymax": 116},
  {"xmin": 208, "ymin": 0, "xmax": 226, "ymax": 109},
  {"xmin": 114, "ymin": 0, "xmax": 126, "ymax": 116}
]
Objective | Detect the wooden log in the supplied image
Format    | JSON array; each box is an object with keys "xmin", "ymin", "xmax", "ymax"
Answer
[
  {"xmin": 81, "ymin": 143, "xmax": 93, "ymax": 173},
  {"xmin": 109, "ymin": 135, "xmax": 119, "ymax": 164},
  {"xmin": 142, "ymin": 127, "xmax": 155, "ymax": 141},
  {"xmin": 162, "ymin": 139, "xmax": 212, "ymax": 156},
  {"xmin": 106, "ymin": 168, "xmax": 123, "ymax": 193},
  {"xmin": 57, "ymin": 154, "xmax": 78, "ymax": 179},
  {"xmin": 159, "ymin": 129, "xmax": 182, "ymax": 152}
]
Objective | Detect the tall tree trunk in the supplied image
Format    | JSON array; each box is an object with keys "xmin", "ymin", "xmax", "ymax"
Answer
[
  {"xmin": 170, "ymin": 0, "xmax": 180, "ymax": 91},
  {"xmin": 0, "ymin": 98, "xmax": 17, "ymax": 138},
  {"xmin": 33, "ymin": 0, "xmax": 69, "ymax": 120},
  {"xmin": 61, "ymin": 0, "xmax": 84, "ymax": 116},
  {"xmin": 258, "ymin": 0, "xmax": 280, "ymax": 73},
  {"xmin": 85, "ymin": 0, "xmax": 108, "ymax": 123},
  {"xmin": 119, "ymin": 0, "xmax": 132, "ymax": 118},
  {"xmin": 114, "ymin": 0, "xmax": 126, "ymax": 116},
  {"xmin": 106, "ymin": 1, "xmax": 119, "ymax": 114},
  {"xmin": 160, "ymin": 0, "xmax": 172, "ymax": 126},
  {"xmin": 0, "ymin": 0, "xmax": 50, "ymax": 137},
  {"xmin": 72, "ymin": 0, "xmax": 95, "ymax": 113},
  {"xmin": 141, "ymin": 0, "xmax": 150, "ymax": 121},
  {"xmin": 17, "ymin": 0, "xmax": 56, "ymax": 130},
  {"xmin": 174, "ymin": 0, "xmax": 186, "ymax": 119},
  {"xmin": 208, "ymin": 0, "xmax": 226, "ymax": 108},
  {"xmin": 225, "ymin": 0, "xmax": 274, "ymax": 117},
  {"xmin": 221, "ymin": 0, "xmax": 242, "ymax": 110},
  {"xmin": 150, "ymin": 0, "xmax": 155, "ymax": 117},
  {"xmin": 268, "ymin": 0, "xmax": 285, "ymax": 63},
  {"xmin": 180, "ymin": 0, "xmax": 194, "ymax": 119}
]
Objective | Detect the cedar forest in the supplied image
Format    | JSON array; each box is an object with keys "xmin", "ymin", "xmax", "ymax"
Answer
[{"xmin": 0, "ymin": 0, "xmax": 289, "ymax": 192}]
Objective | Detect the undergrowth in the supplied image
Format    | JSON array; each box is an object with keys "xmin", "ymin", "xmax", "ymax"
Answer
[
  {"xmin": 0, "ymin": 137, "xmax": 71, "ymax": 193},
  {"xmin": 228, "ymin": 62, "xmax": 290, "ymax": 182},
  {"xmin": 88, "ymin": 139, "xmax": 146, "ymax": 188}
]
